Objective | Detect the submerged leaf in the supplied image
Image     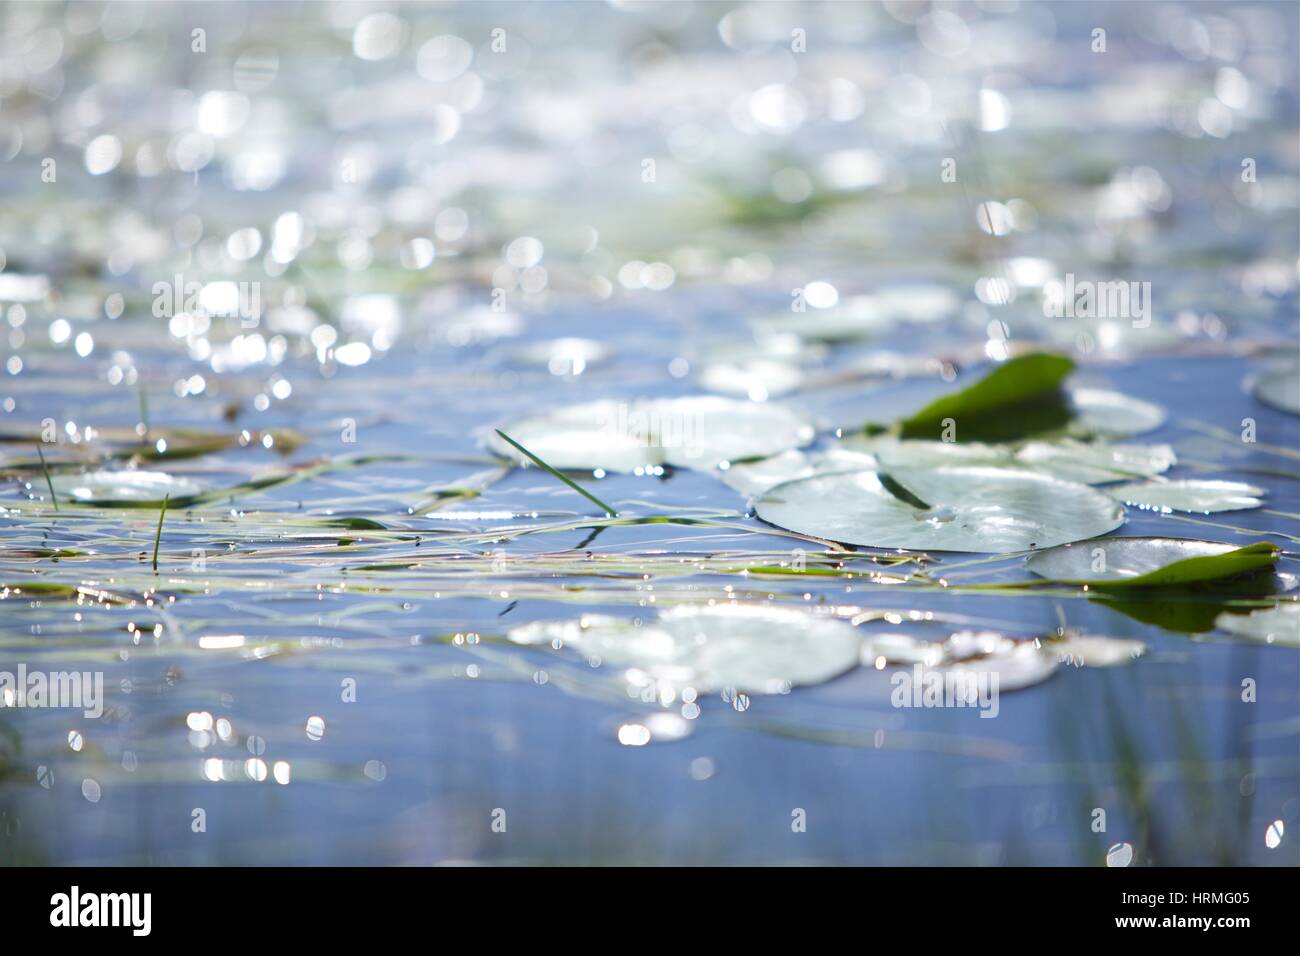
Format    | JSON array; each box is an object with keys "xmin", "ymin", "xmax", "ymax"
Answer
[
  {"xmin": 756, "ymin": 466, "xmax": 1124, "ymax": 553},
  {"xmin": 508, "ymin": 604, "xmax": 862, "ymax": 693},
  {"xmin": 1026, "ymin": 537, "xmax": 1280, "ymax": 588},
  {"xmin": 1106, "ymin": 479, "xmax": 1265, "ymax": 514},
  {"xmin": 897, "ymin": 353, "xmax": 1076, "ymax": 442}
]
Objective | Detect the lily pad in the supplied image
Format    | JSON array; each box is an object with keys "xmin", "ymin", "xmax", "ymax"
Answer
[
  {"xmin": 697, "ymin": 358, "xmax": 807, "ymax": 399},
  {"xmin": 1214, "ymin": 603, "xmax": 1300, "ymax": 647},
  {"xmin": 508, "ymin": 604, "xmax": 862, "ymax": 693},
  {"xmin": 1069, "ymin": 388, "xmax": 1165, "ymax": 436},
  {"xmin": 49, "ymin": 470, "xmax": 204, "ymax": 506},
  {"xmin": 719, "ymin": 446, "xmax": 877, "ymax": 498},
  {"xmin": 489, "ymin": 396, "xmax": 816, "ymax": 472},
  {"xmin": 861, "ymin": 434, "xmax": 1176, "ymax": 485},
  {"xmin": 1026, "ymin": 537, "xmax": 1279, "ymax": 588},
  {"xmin": 1044, "ymin": 634, "xmax": 1147, "ymax": 667},
  {"xmin": 755, "ymin": 466, "xmax": 1125, "ymax": 553},
  {"xmin": 1106, "ymin": 479, "xmax": 1265, "ymax": 514},
  {"xmin": 1251, "ymin": 365, "xmax": 1300, "ymax": 415},
  {"xmin": 897, "ymin": 353, "xmax": 1076, "ymax": 442},
  {"xmin": 865, "ymin": 629, "xmax": 1058, "ymax": 692},
  {"xmin": 1013, "ymin": 439, "xmax": 1176, "ymax": 484},
  {"xmin": 753, "ymin": 295, "xmax": 897, "ymax": 342}
]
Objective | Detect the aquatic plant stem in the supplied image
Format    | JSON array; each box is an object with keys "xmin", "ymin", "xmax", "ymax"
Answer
[
  {"xmin": 152, "ymin": 494, "xmax": 169, "ymax": 572},
  {"xmin": 37, "ymin": 443, "xmax": 58, "ymax": 511},
  {"xmin": 494, "ymin": 429, "xmax": 619, "ymax": 517}
]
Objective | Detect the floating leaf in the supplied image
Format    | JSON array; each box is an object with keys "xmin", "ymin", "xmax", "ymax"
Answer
[
  {"xmin": 508, "ymin": 605, "xmax": 862, "ymax": 693},
  {"xmin": 865, "ymin": 629, "xmax": 1058, "ymax": 692},
  {"xmin": 489, "ymin": 397, "xmax": 815, "ymax": 472},
  {"xmin": 756, "ymin": 466, "xmax": 1124, "ymax": 553},
  {"xmin": 1106, "ymin": 479, "xmax": 1264, "ymax": 514},
  {"xmin": 862, "ymin": 434, "xmax": 1176, "ymax": 485},
  {"xmin": 719, "ymin": 446, "xmax": 876, "ymax": 498},
  {"xmin": 1069, "ymin": 388, "xmax": 1165, "ymax": 436},
  {"xmin": 1214, "ymin": 603, "xmax": 1300, "ymax": 647},
  {"xmin": 1026, "ymin": 537, "xmax": 1279, "ymax": 588},
  {"xmin": 1251, "ymin": 365, "xmax": 1300, "ymax": 416},
  {"xmin": 897, "ymin": 353, "xmax": 1076, "ymax": 442},
  {"xmin": 697, "ymin": 358, "xmax": 806, "ymax": 399},
  {"xmin": 1013, "ymin": 439, "xmax": 1176, "ymax": 484},
  {"xmin": 50, "ymin": 470, "xmax": 204, "ymax": 506},
  {"xmin": 1045, "ymin": 634, "xmax": 1147, "ymax": 667}
]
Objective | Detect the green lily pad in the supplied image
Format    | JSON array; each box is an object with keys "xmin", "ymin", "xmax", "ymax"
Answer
[
  {"xmin": 1214, "ymin": 603, "xmax": 1300, "ymax": 647},
  {"xmin": 50, "ymin": 470, "xmax": 204, "ymax": 506},
  {"xmin": 897, "ymin": 353, "xmax": 1076, "ymax": 442},
  {"xmin": 489, "ymin": 396, "xmax": 816, "ymax": 472},
  {"xmin": 1252, "ymin": 365, "xmax": 1300, "ymax": 415},
  {"xmin": 1106, "ymin": 479, "xmax": 1265, "ymax": 514},
  {"xmin": 1026, "ymin": 537, "xmax": 1280, "ymax": 588},
  {"xmin": 755, "ymin": 466, "xmax": 1125, "ymax": 553},
  {"xmin": 508, "ymin": 604, "xmax": 862, "ymax": 693}
]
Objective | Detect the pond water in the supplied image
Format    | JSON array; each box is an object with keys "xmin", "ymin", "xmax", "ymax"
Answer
[{"xmin": 1, "ymin": 1, "xmax": 1297, "ymax": 865}]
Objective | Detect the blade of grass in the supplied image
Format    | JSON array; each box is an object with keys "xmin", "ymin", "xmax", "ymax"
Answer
[
  {"xmin": 493, "ymin": 429, "xmax": 618, "ymax": 517},
  {"xmin": 36, "ymin": 443, "xmax": 58, "ymax": 512},
  {"xmin": 152, "ymin": 494, "xmax": 169, "ymax": 572}
]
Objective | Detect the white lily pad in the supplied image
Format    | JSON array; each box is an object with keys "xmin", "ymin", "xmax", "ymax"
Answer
[
  {"xmin": 1214, "ymin": 603, "xmax": 1300, "ymax": 647},
  {"xmin": 858, "ymin": 434, "xmax": 1176, "ymax": 485},
  {"xmin": 1045, "ymin": 634, "xmax": 1147, "ymax": 667},
  {"xmin": 490, "ymin": 396, "xmax": 816, "ymax": 472},
  {"xmin": 697, "ymin": 358, "xmax": 806, "ymax": 399},
  {"xmin": 1252, "ymin": 365, "xmax": 1300, "ymax": 415},
  {"xmin": 866, "ymin": 630, "xmax": 1057, "ymax": 692},
  {"xmin": 50, "ymin": 470, "xmax": 203, "ymax": 505},
  {"xmin": 508, "ymin": 604, "xmax": 863, "ymax": 693},
  {"xmin": 1014, "ymin": 439, "xmax": 1176, "ymax": 484},
  {"xmin": 720, "ymin": 446, "xmax": 877, "ymax": 498},
  {"xmin": 1107, "ymin": 479, "xmax": 1264, "ymax": 514},
  {"xmin": 755, "ymin": 466, "xmax": 1125, "ymax": 553},
  {"xmin": 1070, "ymin": 388, "xmax": 1165, "ymax": 436}
]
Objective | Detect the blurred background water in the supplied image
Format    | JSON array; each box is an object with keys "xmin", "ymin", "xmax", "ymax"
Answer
[{"xmin": 0, "ymin": 1, "xmax": 1298, "ymax": 865}]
